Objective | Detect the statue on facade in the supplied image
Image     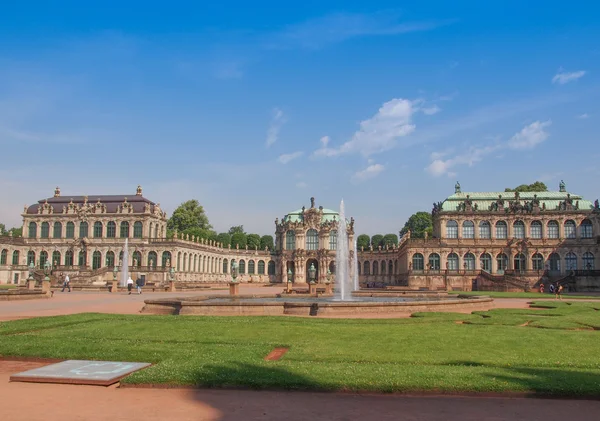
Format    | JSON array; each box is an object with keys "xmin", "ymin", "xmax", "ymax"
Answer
[
  {"xmin": 455, "ymin": 181, "xmax": 461, "ymax": 194},
  {"xmin": 133, "ymin": 258, "xmax": 138, "ymax": 267},
  {"xmin": 310, "ymin": 197, "xmax": 315, "ymax": 208},
  {"xmin": 464, "ymin": 195, "xmax": 473, "ymax": 212},
  {"xmin": 594, "ymin": 199, "xmax": 600, "ymax": 210},
  {"xmin": 166, "ymin": 258, "xmax": 171, "ymax": 267},
  {"xmin": 136, "ymin": 185, "xmax": 143, "ymax": 196},
  {"xmin": 559, "ymin": 180, "xmax": 566, "ymax": 192}
]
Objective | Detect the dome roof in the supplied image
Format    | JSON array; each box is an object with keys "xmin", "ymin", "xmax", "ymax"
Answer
[{"xmin": 283, "ymin": 208, "xmax": 339, "ymax": 223}]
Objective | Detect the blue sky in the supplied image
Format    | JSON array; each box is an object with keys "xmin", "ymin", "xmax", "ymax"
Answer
[{"xmin": 1, "ymin": 1, "xmax": 598, "ymax": 235}]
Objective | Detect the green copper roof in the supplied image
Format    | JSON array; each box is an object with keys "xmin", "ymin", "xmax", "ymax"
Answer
[
  {"xmin": 283, "ymin": 208, "xmax": 340, "ymax": 223},
  {"xmin": 441, "ymin": 191, "xmax": 594, "ymax": 212}
]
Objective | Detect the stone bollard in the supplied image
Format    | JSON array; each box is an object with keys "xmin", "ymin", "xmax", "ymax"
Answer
[
  {"xmin": 111, "ymin": 280, "xmax": 119, "ymax": 293},
  {"xmin": 27, "ymin": 279, "xmax": 36, "ymax": 290},
  {"xmin": 41, "ymin": 280, "xmax": 50, "ymax": 294},
  {"xmin": 285, "ymin": 282, "xmax": 292, "ymax": 294},
  {"xmin": 229, "ymin": 282, "xmax": 239, "ymax": 296},
  {"xmin": 309, "ymin": 283, "xmax": 317, "ymax": 296},
  {"xmin": 325, "ymin": 283, "xmax": 333, "ymax": 295},
  {"xmin": 169, "ymin": 281, "xmax": 176, "ymax": 292}
]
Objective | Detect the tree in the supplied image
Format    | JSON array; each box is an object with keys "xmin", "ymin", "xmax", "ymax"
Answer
[
  {"xmin": 504, "ymin": 181, "xmax": 548, "ymax": 192},
  {"xmin": 228, "ymin": 225, "xmax": 245, "ymax": 235},
  {"xmin": 216, "ymin": 233, "xmax": 232, "ymax": 247},
  {"xmin": 231, "ymin": 232, "xmax": 247, "ymax": 249},
  {"xmin": 260, "ymin": 235, "xmax": 274, "ymax": 250},
  {"xmin": 382, "ymin": 233, "xmax": 398, "ymax": 247},
  {"xmin": 0, "ymin": 223, "xmax": 6, "ymax": 235},
  {"xmin": 168, "ymin": 200, "xmax": 212, "ymax": 233},
  {"xmin": 400, "ymin": 212, "xmax": 433, "ymax": 239},
  {"xmin": 9, "ymin": 227, "xmax": 22, "ymax": 237},
  {"xmin": 357, "ymin": 234, "xmax": 370, "ymax": 250},
  {"xmin": 247, "ymin": 234, "xmax": 261, "ymax": 250},
  {"xmin": 371, "ymin": 234, "xmax": 384, "ymax": 248}
]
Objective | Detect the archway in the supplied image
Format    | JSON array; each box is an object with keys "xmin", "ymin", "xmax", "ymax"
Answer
[{"xmin": 306, "ymin": 259, "xmax": 319, "ymax": 283}]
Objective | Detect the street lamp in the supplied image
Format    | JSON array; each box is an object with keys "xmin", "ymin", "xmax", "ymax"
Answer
[
  {"xmin": 308, "ymin": 263, "xmax": 316, "ymax": 284},
  {"xmin": 43, "ymin": 260, "xmax": 51, "ymax": 282},
  {"xmin": 231, "ymin": 260, "xmax": 238, "ymax": 283},
  {"xmin": 169, "ymin": 267, "xmax": 176, "ymax": 281},
  {"xmin": 287, "ymin": 268, "xmax": 293, "ymax": 284}
]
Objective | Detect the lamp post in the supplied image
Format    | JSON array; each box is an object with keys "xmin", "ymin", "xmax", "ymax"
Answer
[
  {"xmin": 27, "ymin": 262, "xmax": 35, "ymax": 281},
  {"xmin": 231, "ymin": 260, "xmax": 238, "ymax": 283},
  {"xmin": 287, "ymin": 268, "xmax": 293, "ymax": 284},
  {"xmin": 43, "ymin": 260, "xmax": 51, "ymax": 282},
  {"xmin": 308, "ymin": 263, "xmax": 316, "ymax": 284},
  {"xmin": 169, "ymin": 267, "xmax": 176, "ymax": 281},
  {"xmin": 229, "ymin": 260, "xmax": 239, "ymax": 296},
  {"xmin": 113, "ymin": 266, "xmax": 119, "ymax": 281}
]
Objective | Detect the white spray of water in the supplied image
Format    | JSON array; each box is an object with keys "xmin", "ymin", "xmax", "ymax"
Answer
[
  {"xmin": 120, "ymin": 238, "xmax": 129, "ymax": 287},
  {"xmin": 353, "ymin": 236, "xmax": 359, "ymax": 291},
  {"xmin": 335, "ymin": 200, "xmax": 352, "ymax": 301}
]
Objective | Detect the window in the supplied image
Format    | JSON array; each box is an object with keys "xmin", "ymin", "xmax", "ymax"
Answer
[
  {"xmin": 530, "ymin": 221, "xmax": 542, "ymax": 239},
  {"xmin": 496, "ymin": 253, "xmax": 508, "ymax": 273},
  {"xmin": 65, "ymin": 250, "xmax": 73, "ymax": 266},
  {"xmin": 514, "ymin": 253, "xmax": 526, "ymax": 272},
  {"xmin": 27, "ymin": 251, "xmax": 35, "ymax": 266},
  {"xmin": 106, "ymin": 251, "xmax": 115, "ymax": 267},
  {"xmin": 28, "ymin": 222, "xmax": 37, "ymax": 238},
  {"xmin": 428, "ymin": 253, "xmax": 440, "ymax": 270},
  {"xmin": 329, "ymin": 230, "xmax": 337, "ymax": 250},
  {"xmin": 286, "ymin": 231, "xmax": 296, "ymax": 250},
  {"xmin": 248, "ymin": 260, "xmax": 255, "ymax": 274},
  {"xmin": 222, "ymin": 259, "xmax": 228, "ymax": 273},
  {"xmin": 53, "ymin": 222, "xmax": 62, "ymax": 239},
  {"xmin": 162, "ymin": 252, "xmax": 171, "ymax": 267},
  {"xmin": 0, "ymin": 249, "xmax": 7, "ymax": 265},
  {"xmin": 148, "ymin": 251, "xmax": 157, "ymax": 268},
  {"xmin": 258, "ymin": 260, "xmax": 265, "ymax": 274},
  {"xmin": 120, "ymin": 221, "xmax": 129, "ymax": 238},
  {"xmin": 372, "ymin": 261, "xmax": 378, "ymax": 275},
  {"xmin": 92, "ymin": 251, "xmax": 102, "ymax": 270},
  {"xmin": 446, "ymin": 220, "xmax": 458, "ymax": 239},
  {"xmin": 547, "ymin": 221, "xmax": 559, "ymax": 239},
  {"xmin": 532, "ymin": 253, "xmax": 544, "ymax": 271},
  {"xmin": 12, "ymin": 250, "xmax": 20, "ymax": 265},
  {"xmin": 479, "ymin": 221, "xmax": 491, "ymax": 239},
  {"xmin": 238, "ymin": 260, "xmax": 246, "ymax": 274},
  {"xmin": 66, "ymin": 222, "xmax": 75, "ymax": 239},
  {"xmin": 447, "ymin": 253, "xmax": 459, "ymax": 271},
  {"xmin": 480, "ymin": 253, "xmax": 492, "ymax": 272},
  {"xmin": 388, "ymin": 260, "xmax": 393, "ymax": 275},
  {"xmin": 464, "ymin": 253, "xmax": 475, "ymax": 270},
  {"xmin": 93, "ymin": 222, "xmax": 103, "ymax": 238},
  {"xmin": 78, "ymin": 251, "xmax": 87, "ymax": 266},
  {"xmin": 268, "ymin": 261, "xmax": 276, "ymax": 275},
  {"xmin": 513, "ymin": 221, "xmax": 525, "ymax": 239},
  {"xmin": 565, "ymin": 252, "xmax": 577, "ymax": 270},
  {"xmin": 133, "ymin": 222, "xmax": 143, "ymax": 238},
  {"xmin": 79, "ymin": 222, "xmax": 88, "ymax": 239},
  {"xmin": 495, "ymin": 221, "xmax": 507, "ymax": 239},
  {"xmin": 565, "ymin": 220, "xmax": 576, "ymax": 239},
  {"xmin": 107, "ymin": 221, "xmax": 116, "ymax": 238},
  {"xmin": 380, "ymin": 261, "xmax": 386, "ymax": 274},
  {"xmin": 41, "ymin": 222, "xmax": 49, "ymax": 238},
  {"xmin": 39, "ymin": 251, "xmax": 48, "ymax": 268},
  {"xmin": 549, "ymin": 253, "xmax": 560, "ymax": 272},
  {"xmin": 412, "ymin": 253, "xmax": 424, "ymax": 271},
  {"xmin": 462, "ymin": 221, "xmax": 474, "ymax": 239},
  {"xmin": 52, "ymin": 251, "xmax": 61, "ymax": 267},
  {"xmin": 583, "ymin": 252, "xmax": 595, "ymax": 270},
  {"xmin": 306, "ymin": 229, "xmax": 318, "ymax": 250},
  {"xmin": 363, "ymin": 261, "xmax": 370, "ymax": 275},
  {"xmin": 581, "ymin": 220, "xmax": 593, "ymax": 239}
]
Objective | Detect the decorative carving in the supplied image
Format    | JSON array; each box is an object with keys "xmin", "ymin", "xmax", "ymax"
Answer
[
  {"xmin": 54, "ymin": 186, "xmax": 61, "ymax": 197},
  {"xmin": 310, "ymin": 197, "xmax": 315, "ymax": 208},
  {"xmin": 559, "ymin": 180, "xmax": 566, "ymax": 192},
  {"xmin": 455, "ymin": 181, "xmax": 461, "ymax": 194},
  {"xmin": 432, "ymin": 201, "xmax": 444, "ymax": 215},
  {"xmin": 136, "ymin": 185, "xmax": 143, "ymax": 196}
]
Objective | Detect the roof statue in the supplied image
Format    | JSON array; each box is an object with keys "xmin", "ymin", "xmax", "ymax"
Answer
[
  {"xmin": 136, "ymin": 185, "xmax": 143, "ymax": 196},
  {"xmin": 559, "ymin": 180, "xmax": 566, "ymax": 192},
  {"xmin": 54, "ymin": 187, "xmax": 61, "ymax": 197},
  {"xmin": 455, "ymin": 181, "xmax": 461, "ymax": 194},
  {"xmin": 310, "ymin": 197, "xmax": 315, "ymax": 208}
]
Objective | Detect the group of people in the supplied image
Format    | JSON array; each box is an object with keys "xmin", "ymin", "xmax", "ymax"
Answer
[
  {"xmin": 126, "ymin": 276, "xmax": 145, "ymax": 295},
  {"xmin": 539, "ymin": 282, "xmax": 564, "ymax": 300}
]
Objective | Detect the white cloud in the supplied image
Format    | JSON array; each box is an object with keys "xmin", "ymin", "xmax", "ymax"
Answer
[
  {"xmin": 552, "ymin": 70, "xmax": 586, "ymax": 84},
  {"xmin": 577, "ymin": 113, "xmax": 589, "ymax": 119},
  {"xmin": 507, "ymin": 120, "xmax": 551, "ymax": 149},
  {"xmin": 296, "ymin": 181, "xmax": 307, "ymax": 189},
  {"xmin": 265, "ymin": 108, "xmax": 286, "ymax": 148},
  {"xmin": 353, "ymin": 163, "xmax": 385, "ymax": 181},
  {"xmin": 277, "ymin": 151, "xmax": 303, "ymax": 164},
  {"xmin": 422, "ymin": 105, "xmax": 441, "ymax": 115}
]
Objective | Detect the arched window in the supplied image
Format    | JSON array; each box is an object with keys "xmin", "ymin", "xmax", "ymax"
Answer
[
  {"xmin": 513, "ymin": 221, "xmax": 525, "ymax": 239},
  {"xmin": 0, "ymin": 249, "xmax": 7, "ymax": 265},
  {"xmin": 120, "ymin": 221, "xmax": 129, "ymax": 238},
  {"xmin": 65, "ymin": 250, "xmax": 73, "ymax": 266},
  {"xmin": 496, "ymin": 253, "xmax": 508, "ymax": 273},
  {"xmin": 549, "ymin": 253, "xmax": 560, "ymax": 272},
  {"xmin": 479, "ymin": 221, "xmax": 491, "ymax": 239},
  {"xmin": 532, "ymin": 253, "xmax": 544, "ymax": 271},
  {"xmin": 107, "ymin": 221, "xmax": 116, "ymax": 238},
  {"xmin": 79, "ymin": 221, "xmax": 88, "ymax": 239},
  {"xmin": 238, "ymin": 259, "xmax": 246, "ymax": 274},
  {"xmin": 462, "ymin": 221, "xmax": 474, "ymax": 239},
  {"xmin": 286, "ymin": 231, "xmax": 296, "ymax": 250},
  {"xmin": 530, "ymin": 221, "xmax": 542, "ymax": 239},
  {"xmin": 329, "ymin": 230, "xmax": 337, "ymax": 250},
  {"xmin": 148, "ymin": 251, "xmax": 158, "ymax": 268},
  {"xmin": 258, "ymin": 260, "xmax": 265, "ymax": 274},
  {"xmin": 78, "ymin": 251, "xmax": 87, "ymax": 266},
  {"xmin": 372, "ymin": 261, "xmax": 378, "ymax": 275},
  {"xmin": 162, "ymin": 251, "xmax": 171, "ymax": 267},
  {"xmin": 155, "ymin": 225, "xmax": 158, "ymax": 238},
  {"xmin": 105, "ymin": 251, "xmax": 115, "ymax": 267},
  {"xmin": 363, "ymin": 261, "xmax": 370, "ymax": 275},
  {"xmin": 132, "ymin": 251, "xmax": 141, "ymax": 268},
  {"xmin": 27, "ymin": 251, "xmax": 35, "ymax": 265},
  {"xmin": 428, "ymin": 253, "xmax": 440, "ymax": 270},
  {"xmin": 447, "ymin": 253, "xmax": 459, "ymax": 271},
  {"xmin": 66, "ymin": 222, "xmax": 75, "ymax": 239},
  {"xmin": 53, "ymin": 222, "xmax": 62, "ymax": 239},
  {"xmin": 388, "ymin": 260, "xmax": 393, "ymax": 275},
  {"xmin": 41, "ymin": 222, "xmax": 49, "ymax": 238},
  {"xmin": 464, "ymin": 252, "xmax": 475, "ymax": 270},
  {"xmin": 581, "ymin": 220, "xmax": 593, "ymax": 239},
  {"xmin": 412, "ymin": 253, "xmax": 424, "ymax": 271},
  {"xmin": 93, "ymin": 222, "xmax": 103, "ymax": 238},
  {"xmin": 268, "ymin": 261, "xmax": 276, "ymax": 275},
  {"xmin": 583, "ymin": 252, "xmax": 595, "ymax": 270},
  {"xmin": 380, "ymin": 260, "xmax": 386, "ymax": 274},
  {"xmin": 480, "ymin": 253, "xmax": 492, "ymax": 272},
  {"xmin": 547, "ymin": 221, "xmax": 559, "ymax": 239},
  {"xmin": 92, "ymin": 251, "xmax": 102, "ymax": 270},
  {"xmin": 446, "ymin": 220, "xmax": 458, "ymax": 239},
  {"xmin": 565, "ymin": 252, "xmax": 577, "ymax": 270},
  {"xmin": 248, "ymin": 260, "xmax": 255, "ymax": 274},
  {"xmin": 28, "ymin": 222, "xmax": 37, "ymax": 238},
  {"xmin": 495, "ymin": 221, "xmax": 507, "ymax": 239},
  {"xmin": 12, "ymin": 250, "xmax": 20, "ymax": 265},
  {"xmin": 222, "ymin": 259, "xmax": 228, "ymax": 273},
  {"xmin": 52, "ymin": 251, "xmax": 61, "ymax": 267},
  {"xmin": 306, "ymin": 229, "xmax": 319, "ymax": 250},
  {"xmin": 514, "ymin": 253, "xmax": 526, "ymax": 272},
  {"xmin": 133, "ymin": 222, "xmax": 143, "ymax": 238},
  {"xmin": 39, "ymin": 251, "xmax": 48, "ymax": 268},
  {"xmin": 564, "ymin": 220, "xmax": 576, "ymax": 239}
]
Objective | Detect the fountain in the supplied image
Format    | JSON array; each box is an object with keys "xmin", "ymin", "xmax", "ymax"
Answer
[
  {"xmin": 334, "ymin": 200, "xmax": 352, "ymax": 301},
  {"xmin": 120, "ymin": 238, "xmax": 129, "ymax": 287},
  {"xmin": 353, "ymin": 236, "xmax": 359, "ymax": 292}
]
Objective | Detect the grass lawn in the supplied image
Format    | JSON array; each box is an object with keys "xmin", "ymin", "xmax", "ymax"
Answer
[
  {"xmin": 449, "ymin": 290, "xmax": 600, "ymax": 299},
  {"xmin": 0, "ymin": 285, "xmax": 17, "ymax": 290},
  {"xmin": 1, "ymin": 302, "xmax": 600, "ymax": 396}
]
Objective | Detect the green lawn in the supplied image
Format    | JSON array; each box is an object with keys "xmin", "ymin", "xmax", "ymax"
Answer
[
  {"xmin": 1, "ymin": 302, "xmax": 600, "ymax": 396},
  {"xmin": 0, "ymin": 285, "xmax": 17, "ymax": 290},
  {"xmin": 449, "ymin": 290, "xmax": 600, "ymax": 299}
]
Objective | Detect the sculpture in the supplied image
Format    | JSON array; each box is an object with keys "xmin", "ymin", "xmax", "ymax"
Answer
[
  {"xmin": 455, "ymin": 181, "xmax": 461, "ymax": 194},
  {"xmin": 310, "ymin": 197, "xmax": 315, "ymax": 208},
  {"xmin": 559, "ymin": 180, "xmax": 566, "ymax": 192}
]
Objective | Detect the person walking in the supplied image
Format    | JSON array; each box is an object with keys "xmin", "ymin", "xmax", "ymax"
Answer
[
  {"xmin": 61, "ymin": 273, "xmax": 71, "ymax": 292},
  {"xmin": 127, "ymin": 276, "xmax": 134, "ymax": 295},
  {"xmin": 135, "ymin": 277, "xmax": 144, "ymax": 294},
  {"xmin": 555, "ymin": 283, "xmax": 564, "ymax": 300}
]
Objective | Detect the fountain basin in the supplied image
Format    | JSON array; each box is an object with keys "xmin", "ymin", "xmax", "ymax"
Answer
[{"xmin": 141, "ymin": 294, "xmax": 493, "ymax": 317}]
